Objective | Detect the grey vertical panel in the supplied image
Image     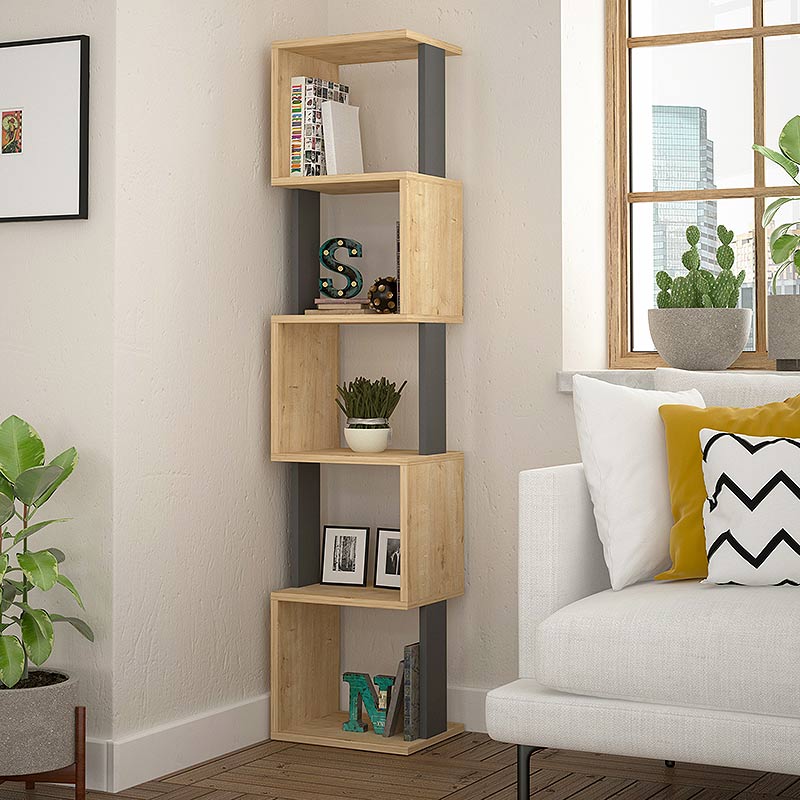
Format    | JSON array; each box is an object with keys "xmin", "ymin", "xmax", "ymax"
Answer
[
  {"xmin": 776, "ymin": 359, "xmax": 800, "ymax": 371},
  {"xmin": 288, "ymin": 189, "xmax": 322, "ymax": 587},
  {"xmin": 289, "ymin": 463, "xmax": 321, "ymax": 587},
  {"xmin": 291, "ymin": 189, "xmax": 321, "ymax": 314},
  {"xmin": 419, "ymin": 324, "xmax": 447, "ymax": 455},
  {"xmin": 419, "ymin": 600, "xmax": 447, "ymax": 738},
  {"xmin": 418, "ymin": 44, "xmax": 446, "ymax": 177}
]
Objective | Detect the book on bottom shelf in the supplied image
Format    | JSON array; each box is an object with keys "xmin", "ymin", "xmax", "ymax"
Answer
[
  {"xmin": 290, "ymin": 76, "xmax": 350, "ymax": 177},
  {"xmin": 403, "ymin": 642, "xmax": 420, "ymax": 741}
]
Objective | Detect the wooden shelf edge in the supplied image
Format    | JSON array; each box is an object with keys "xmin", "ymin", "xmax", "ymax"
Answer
[
  {"xmin": 271, "ymin": 584, "xmax": 465, "ymax": 610},
  {"xmin": 271, "ymin": 449, "xmax": 464, "ymax": 466},
  {"xmin": 273, "ymin": 314, "xmax": 464, "ymax": 324},
  {"xmin": 271, "ymin": 716, "xmax": 465, "ymax": 755},
  {"xmin": 271, "ymin": 171, "xmax": 461, "ymax": 194},
  {"xmin": 271, "ymin": 29, "xmax": 462, "ymax": 63}
]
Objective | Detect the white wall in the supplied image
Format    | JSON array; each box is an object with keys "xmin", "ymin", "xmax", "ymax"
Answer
[
  {"xmin": 2, "ymin": 1, "xmax": 116, "ymax": 741},
  {"xmin": 561, "ymin": 0, "xmax": 607, "ymax": 369}
]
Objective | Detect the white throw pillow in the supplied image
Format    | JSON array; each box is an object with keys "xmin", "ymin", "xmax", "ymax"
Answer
[
  {"xmin": 700, "ymin": 428, "xmax": 800, "ymax": 586},
  {"xmin": 572, "ymin": 376, "xmax": 705, "ymax": 590}
]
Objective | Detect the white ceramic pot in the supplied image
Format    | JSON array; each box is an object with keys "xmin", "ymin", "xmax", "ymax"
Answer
[
  {"xmin": 344, "ymin": 418, "xmax": 391, "ymax": 453},
  {"xmin": 0, "ymin": 671, "xmax": 77, "ymax": 775},
  {"xmin": 648, "ymin": 307, "xmax": 752, "ymax": 370}
]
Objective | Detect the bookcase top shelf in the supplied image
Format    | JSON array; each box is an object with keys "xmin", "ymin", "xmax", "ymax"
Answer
[
  {"xmin": 271, "ymin": 29, "xmax": 462, "ymax": 65},
  {"xmin": 271, "ymin": 171, "xmax": 460, "ymax": 195}
]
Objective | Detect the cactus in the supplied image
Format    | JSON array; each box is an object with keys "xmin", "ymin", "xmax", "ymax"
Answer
[{"xmin": 654, "ymin": 224, "xmax": 743, "ymax": 309}]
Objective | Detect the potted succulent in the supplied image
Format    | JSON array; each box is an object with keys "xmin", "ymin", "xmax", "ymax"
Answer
[
  {"xmin": 336, "ymin": 377, "xmax": 407, "ymax": 453},
  {"xmin": 648, "ymin": 224, "xmax": 751, "ymax": 370},
  {"xmin": 0, "ymin": 415, "xmax": 93, "ymax": 775},
  {"xmin": 754, "ymin": 115, "xmax": 800, "ymax": 362}
]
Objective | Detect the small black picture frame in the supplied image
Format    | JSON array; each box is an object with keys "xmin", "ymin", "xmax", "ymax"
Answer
[
  {"xmin": 320, "ymin": 525, "xmax": 370, "ymax": 587},
  {"xmin": 0, "ymin": 35, "xmax": 90, "ymax": 222},
  {"xmin": 374, "ymin": 527, "xmax": 401, "ymax": 590}
]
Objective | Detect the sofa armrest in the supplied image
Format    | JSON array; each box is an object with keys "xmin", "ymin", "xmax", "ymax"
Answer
[{"xmin": 518, "ymin": 463, "xmax": 609, "ymax": 678}]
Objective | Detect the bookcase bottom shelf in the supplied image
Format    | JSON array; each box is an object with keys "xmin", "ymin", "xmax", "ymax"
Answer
[{"xmin": 271, "ymin": 714, "xmax": 464, "ymax": 755}]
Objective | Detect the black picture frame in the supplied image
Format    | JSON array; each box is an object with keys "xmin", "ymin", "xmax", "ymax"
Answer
[
  {"xmin": 0, "ymin": 34, "xmax": 90, "ymax": 223},
  {"xmin": 320, "ymin": 525, "xmax": 370, "ymax": 587},
  {"xmin": 374, "ymin": 527, "xmax": 401, "ymax": 590}
]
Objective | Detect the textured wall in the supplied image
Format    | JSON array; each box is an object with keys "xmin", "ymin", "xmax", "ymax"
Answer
[
  {"xmin": 2, "ymin": 1, "xmax": 116, "ymax": 740},
  {"xmin": 325, "ymin": 0, "xmax": 578, "ymax": 696},
  {"xmin": 111, "ymin": 0, "xmax": 326, "ymax": 737}
]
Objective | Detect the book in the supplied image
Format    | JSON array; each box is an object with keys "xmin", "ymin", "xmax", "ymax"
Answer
[
  {"xmin": 314, "ymin": 297, "xmax": 366, "ymax": 305},
  {"xmin": 290, "ymin": 76, "xmax": 350, "ymax": 177},
  {"xmin": 403, "ymin": 642, "xmax": 420, "ymax": 741},
  {"xmin": 321, "ymin": 101, "xmax": 364, "ymax": 175},
  {"xmin": 383, "ymin": 660, "xmax": 405, "ymax": 737},
  {"xmin": 304, "ymin": 308, "xmax": 371, "ymax": 315}
]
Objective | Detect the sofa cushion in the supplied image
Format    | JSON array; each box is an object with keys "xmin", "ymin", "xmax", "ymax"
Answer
[{"xmin": 535, "ymin": 581, "xmax": 800, "ymax": 717}]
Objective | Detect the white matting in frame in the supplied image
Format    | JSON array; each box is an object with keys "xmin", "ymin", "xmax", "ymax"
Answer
[{"xmin": 0, "ymin": 35, "xmax": 89, "ymax": 222}]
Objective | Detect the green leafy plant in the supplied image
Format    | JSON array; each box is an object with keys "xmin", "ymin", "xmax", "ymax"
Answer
[
  {"xmin": 754, "ymin": 115, "xmax": 800, "ymax": 293},
  {"xmin": 655, "ymin": 224, "xmax": 745, "ymax": 308},
  {"xmin": 335, "ymin": 377, "xmax": 408, "ymax": 428},
  {"xmin": 0, "ymin": 416, "xmax": 93, "ymax": 688}
]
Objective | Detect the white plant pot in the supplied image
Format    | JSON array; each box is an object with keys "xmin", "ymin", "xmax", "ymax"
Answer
[{"xmin": 344, "ymin": 425, "xmax": 391, "ymax": 453}]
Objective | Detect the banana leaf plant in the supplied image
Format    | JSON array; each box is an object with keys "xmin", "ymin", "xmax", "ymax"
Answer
[
  {"xmin": 754, "ymin": 115, "xmax": 800, "ymax": 293},
  {"xmin": 0, "ymin": 416, "xmax": 93, "ymax": 688}
]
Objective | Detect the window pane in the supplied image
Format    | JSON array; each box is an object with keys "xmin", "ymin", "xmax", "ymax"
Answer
[
  {"xmin": 631, "ymin": 199, "xmax": 756, "ymax": 351},
  {"xmin": 630, "ymin": 0, "xmax": 751, "ymax": 37},
  {"xmin": 631, "ymin": 41, "xmax": 754, "ymax": 192},
  {"xmin": 764, "ymin": 0, "xmax": 800, "ymax": 25},
  {"xmin": 765, "ymin": 35, "xmax": 800, "ymax": 186}
]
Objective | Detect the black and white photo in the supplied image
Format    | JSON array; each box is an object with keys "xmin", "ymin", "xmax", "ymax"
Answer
[
  {"xmin": 374, "ymin": 528, "xmax": 401, "ymax": 590},
  {"xmin": 321, "ymin": 526, "xmax": 369, "ymax": 586}
]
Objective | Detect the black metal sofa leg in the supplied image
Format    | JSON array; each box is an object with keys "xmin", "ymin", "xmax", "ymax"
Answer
[{"xmin": 518, "ymin": 744, "xmax": 537, "ymax": 799}]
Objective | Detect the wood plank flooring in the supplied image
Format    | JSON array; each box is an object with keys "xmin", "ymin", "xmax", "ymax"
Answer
[{"xmin": 2, "ymin": 733, "xmax": 800, "ymax": 800}]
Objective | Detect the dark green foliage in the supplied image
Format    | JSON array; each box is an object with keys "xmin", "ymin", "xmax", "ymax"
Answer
[{"xmin": 336, "ymin": 377, "xmax": 407, "ymax": 427}]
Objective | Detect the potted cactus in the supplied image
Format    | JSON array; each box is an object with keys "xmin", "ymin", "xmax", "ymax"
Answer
[
  {"xmin": 754, "ymin": 115, "xmax": 800, "ymax": 363},
  {"xmin": 0, "ymin": 415, "xmax": 93, "ymax": 776},
  {"xmin": 336, "ymin": 377, "xmax": 407, "ymax": 453},
  {"xmin": 648, "ymin": 224, "xmax": 752, "ymax": 370}
]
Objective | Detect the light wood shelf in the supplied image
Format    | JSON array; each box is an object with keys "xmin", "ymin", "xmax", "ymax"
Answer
[
  {"xmin": 272, "ymin": 714, "xmax": 465, "ymax": 755},
  {"xmin": 272, "ymin": 30, "xmax": 462, "ymax": 65},
  {"xmin": 271, "ymin": 448, "xmax": 463, "ymax": 466},
  {"xmin": 278, "ymin": 313, "xmax": 465, "ymax": 324},
  {"xmin": 271, "ymin": 171, "xmax": 456, "ymax": 194}
]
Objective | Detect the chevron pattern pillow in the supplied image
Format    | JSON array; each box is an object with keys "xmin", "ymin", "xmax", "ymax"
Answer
[{"xmin": 700, "ymin": 428, "xmax": 800, "ymax": 586}]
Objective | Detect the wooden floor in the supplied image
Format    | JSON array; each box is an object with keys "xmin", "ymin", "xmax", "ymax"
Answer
[{"xmin": 2, "ymin": 733, "xmax": 799, "ymax": 800}]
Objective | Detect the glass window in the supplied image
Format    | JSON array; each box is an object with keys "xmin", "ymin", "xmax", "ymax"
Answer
[{"xmin": 630, "ymin": 0, "xmax": 751, "ymax": 37}]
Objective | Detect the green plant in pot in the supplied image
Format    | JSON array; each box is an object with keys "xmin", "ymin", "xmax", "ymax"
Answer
[
  {"xmin": 336, "ymin": 377, "xmax": 407, "ymax": 453},
  {"xmin": 754, "ymin": 115, "xmax": 800, "ymax": 363},
  {"xmin": 0, "ymin": 415, "xmax": 93, "ymax": 776},
  {"xmin": 648, "ymin": 224, "xmax": 752, "ymax": 370}
]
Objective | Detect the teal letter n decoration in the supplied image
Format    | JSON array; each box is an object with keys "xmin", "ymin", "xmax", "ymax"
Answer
[{"xmin": 342, "ymin": 672, "xmax": 396, "ymax": 734}]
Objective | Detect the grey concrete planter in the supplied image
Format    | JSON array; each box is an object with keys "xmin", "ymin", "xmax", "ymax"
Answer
[
  {"xmin": 768, "ymin": 294, "xmax": 800, "ymax": 360},
  {"xmin": 0, "ymin": 671, "xmax": 77, "ymax": 775},
  {"xmin": 648, "ymin": 307, "xmax": 752, "ymax": 370}
]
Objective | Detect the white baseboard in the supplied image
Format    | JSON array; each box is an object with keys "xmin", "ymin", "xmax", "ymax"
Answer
[
  {"xmin": 86, "ymin": 685, "xmax": 489, "ymax": 792},
  {"xmin": 86, "ymin": 693, "xmax": 270, "ymax": 792}
]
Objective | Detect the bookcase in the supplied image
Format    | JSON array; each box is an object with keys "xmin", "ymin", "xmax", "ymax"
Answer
[{"xmin": 269, "ymin": 29, "xmax": 465, "ymax": 755}]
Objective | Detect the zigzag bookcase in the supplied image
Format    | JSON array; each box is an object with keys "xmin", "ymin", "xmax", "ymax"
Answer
[{"xmin": 268, "ymin": 30, "xmax": 465, "ymax": 754}]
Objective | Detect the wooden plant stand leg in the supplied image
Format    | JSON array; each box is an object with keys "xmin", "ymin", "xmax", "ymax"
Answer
[{"xmin": 0, "ymin": 707, "xmax": 86, "ymax": 800}]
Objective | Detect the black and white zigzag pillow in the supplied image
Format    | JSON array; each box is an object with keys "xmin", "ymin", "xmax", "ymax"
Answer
[{"xmin": 700, "ymin": 428, "xmax": 800, "ymax": 586}]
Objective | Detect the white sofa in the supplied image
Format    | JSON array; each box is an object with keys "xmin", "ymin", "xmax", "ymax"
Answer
[{"xmin": 486, "ymin": 369, "xmax": 800, "ymax": 799}]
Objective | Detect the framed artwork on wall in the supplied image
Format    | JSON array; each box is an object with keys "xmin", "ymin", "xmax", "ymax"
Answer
[
  {"xmin": 0, "ymin": 35, "xmax": 89, "ymax": 223},
  {"xmin": 321, "ymin": 526, "xmax": 370, "ymax": 587},
  {"xmin": 374, "ymin": 527, "xmax": 401, "ymax": 590}
]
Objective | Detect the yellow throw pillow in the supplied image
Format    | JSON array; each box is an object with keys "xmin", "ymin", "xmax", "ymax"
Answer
[{"xmin": 657, "ymin": 394, "xmax": 800, "ymax": 581}]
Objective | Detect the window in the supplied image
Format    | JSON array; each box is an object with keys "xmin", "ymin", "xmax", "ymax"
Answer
[{"xmin": 607, "ymin": 0, "xmax": 800, "ymax": 368}]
